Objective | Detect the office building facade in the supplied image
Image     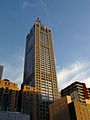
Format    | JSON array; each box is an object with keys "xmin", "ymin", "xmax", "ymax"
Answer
[
  {"xmin": 50, "ymin": 96, "xmax": 71, "ymax": 120},
  {"xmin": 61, "ymin": 81, "xmax": 89, "ymax": 103},
  {"xmin": 0, "ymin": 79, "xmax": 19, "ymax": 112},
  {"xmin": 87, "ymin": 88, "xmax": 90, "ymax": 99},
  {"xmin": 22, "ymin": 18, "xmax": 59, "ymax": 120},
  {"xmin": 69, "ymin": 100, "xmax": 90, "ymax": 120},
  {"xmin": 20, "ymin": 86, "xmax": 38, "ymax": 120},
  {"xmin": 50, "ymin": 96, "xmax": 90, "ymax": 120}
]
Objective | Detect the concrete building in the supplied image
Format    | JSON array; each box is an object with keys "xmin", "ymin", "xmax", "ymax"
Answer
[
  {"xmin": 61, "ymin": 81, "xmax": 89, "ymax": 103},
  {"xmin": 69, "ymin": 100, "xmax": 90, "ymax": 120},
  {"xmin": 0, "ymin": 65, "xmax": 4, "ymax": 79},
  {"xmin": 0, "ymin": 79, "xmax": 19, "ymax": 112},
  {"xmin": 87, "ymin": 88, "xmax": 90, "ymax": 98},
  {"xmin": 0, "ymin": 111, "xmax": 30, "ymax": 120},
  {"xmin": 50, "ymin": 96, "xmax": 90, "ymax": 120},
  {"xmin": 50, "ymin": 96, "xmax": 71, "ymax": 120},
  {"xmin": 20, "ymin": 85, "xmax": 38, "ymax": 120},
  {"xmin": 22, "ymin": 18, "xmax": 59, "ymax": 120}
]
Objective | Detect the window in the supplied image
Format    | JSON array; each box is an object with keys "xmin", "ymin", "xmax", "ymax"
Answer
[
  {"xmin": 40, "ymin": 33, "xmax": 48, "ymax": 43},
  {"xmin": 40, "ymin": 46, "xmax": 51, "ymax": 73},
  {"xmin": 5, "ymin": 82, "xmax": 7, "ymax": 85}
]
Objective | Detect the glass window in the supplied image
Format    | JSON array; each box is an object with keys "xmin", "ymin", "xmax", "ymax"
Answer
[{"xmin": 40, "ymin": 33, "xmax": 48, "ymax": 43}]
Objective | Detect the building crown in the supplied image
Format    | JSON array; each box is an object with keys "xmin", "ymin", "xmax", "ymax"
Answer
[{"xmin": 36, "ymin": 17, "xmax": 41, "ymax": 23}]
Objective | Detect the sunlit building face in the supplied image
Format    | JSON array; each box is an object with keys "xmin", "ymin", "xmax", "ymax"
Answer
[{"xmin": 22, "ymin": 18, "xmax": 59, "ymax": 120}]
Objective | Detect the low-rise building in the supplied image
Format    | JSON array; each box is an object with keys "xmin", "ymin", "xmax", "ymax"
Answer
[
  {"xmin": 61, "ymin": 81, "xmax": 89, "ymax": 103},
  {"xmin": 0, "ymin": 111, "xmax": 30, "ymax": 120},
  {"xmin": 20, "ymin": 85, "xmax": 38, "ymax": 120},
  {"xmin": 50, "ymin": 96, "xmax": 90, "ymax": 120},
  {"xmin": 87, "ymin": 88, "xmax": 90, "ymax": 99},
  {"xmin": 0, "ymin": 79, "xmax": 19, "ymax": 111},
  {"xmin": 50, "ymin": 96, "xmax": 71, "ymax": 120}
]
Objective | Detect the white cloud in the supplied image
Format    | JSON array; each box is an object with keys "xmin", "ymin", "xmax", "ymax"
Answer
[
  {"xmin": 0, "ymin": 52, "xmax": 24, "ymax": 89},
  {"xmin": 56, "ymin": 65, "xmax": 60, "ymax": 70},
  {"xmin": 3, "ymin": 63, "xmax": 23, "ymax": 89},
  {"xmin": 57, "ymin": 61, "xmax": 90, "ymax": 90},
  {"xmin": 85, "ymin": 77, "xmax": 90, "ymax": 88},
  {"xmin": 22, "ymin": 1, "xmax": 29, "ymax": 8}
]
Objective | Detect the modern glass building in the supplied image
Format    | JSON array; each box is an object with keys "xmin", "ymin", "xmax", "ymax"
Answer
[{"xmin": 22, "ymin": 18, "xmax": 59, "ymax": 120}]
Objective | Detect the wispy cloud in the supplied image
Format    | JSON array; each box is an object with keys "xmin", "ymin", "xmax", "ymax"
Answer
[
  {"xmin": 57, "ymin": 61, "xmax": 90, "ymax": 90},
  {"xmin": 39, "ymin": 0, "xmax": 49, "ymax": 17},
  {"xmin": 0, "ymin": 53, "xmax": 24, "ymax": 89},
  {"xmin": 3, "ymin": 63, "xmax": 23, "ymax": 88},
  {"xmin": 22, "ymin": 1, "xmax": 29, "ymax": 8}
]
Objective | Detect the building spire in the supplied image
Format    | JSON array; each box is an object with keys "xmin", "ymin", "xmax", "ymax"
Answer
[{"xmin": 36, "ymin": 17, "xmax": 41, "ymax": 23}]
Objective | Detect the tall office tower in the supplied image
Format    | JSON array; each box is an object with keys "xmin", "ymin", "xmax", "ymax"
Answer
[
  {"xmin": 0, "ymin": 65, "xmax": 4, "ymax": 79},
  {"xmin": 61, "ymin": 81, "xmax": 89, "ymax": 104},
  {"xmin": 23, "ymin": 18, "xmax": 59, "ymax": 120}
]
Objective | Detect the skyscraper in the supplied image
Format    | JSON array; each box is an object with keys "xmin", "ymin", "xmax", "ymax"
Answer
[
  {"xmin": 0, "ymin": 65, "xmax": 4, "ymax": 79},
  {"xmin": 23, "ymin": 18, "xmax": 58, "ymax": 101},
  {"xmin": 22, "ymin": 18, "xmax": 59, "ymax": 120}
]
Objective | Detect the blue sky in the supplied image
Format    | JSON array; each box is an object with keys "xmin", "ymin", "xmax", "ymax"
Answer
[{"xmin": 0, "ymin": 0, "xmax": 90, "ymax": 89}]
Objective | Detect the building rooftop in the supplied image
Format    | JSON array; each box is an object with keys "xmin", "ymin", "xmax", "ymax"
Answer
[
  {"xmin": 61, "ymin": 81, "xmax": 84, "ymax": 91},
  {"xmin": 3, "ymin": 79, "xmax": 10, "ymax": 82},
  {"xmin": 0, "ymin": 79, "xmax": 19, "ymax": 90}
]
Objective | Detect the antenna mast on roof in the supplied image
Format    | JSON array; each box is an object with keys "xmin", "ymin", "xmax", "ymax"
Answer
[{"xmin": 36, "ymin": 17, "xmax": 41, "ymax": 23}]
